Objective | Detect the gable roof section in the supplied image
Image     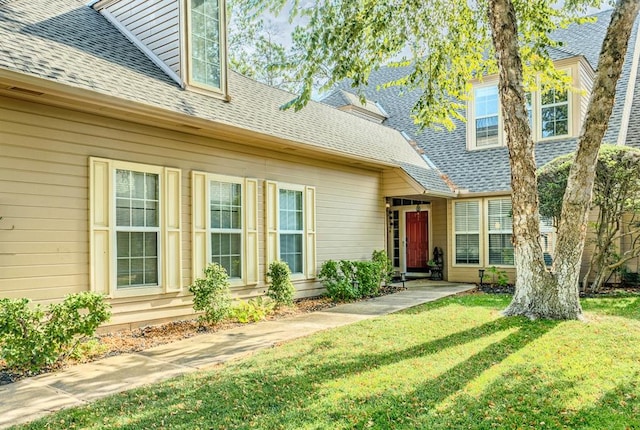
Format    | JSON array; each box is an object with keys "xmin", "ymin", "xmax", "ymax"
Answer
[
  {"xmin": 329, "ymin": 9, "xmax": 640, "ymax": 194},
  {"xmin": 0, "ymin": 0, "xmax": 454, "ymax": 196}
]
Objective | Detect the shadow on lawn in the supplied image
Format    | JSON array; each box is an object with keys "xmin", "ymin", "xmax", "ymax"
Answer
[{"xmin": 25, "ymin": 315, "xmax": 559, "ymax": 429}]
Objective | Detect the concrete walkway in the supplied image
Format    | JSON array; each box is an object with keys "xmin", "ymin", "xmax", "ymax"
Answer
[{"xmin": 0, "ymin": 281, "xmax": 474, "ymax": 429}]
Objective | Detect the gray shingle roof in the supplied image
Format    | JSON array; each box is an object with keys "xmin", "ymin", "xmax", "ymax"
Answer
[
  {"xmin": 0, "ymin": 0, "xmax": 453, "ymax": 195},
  {"xmin": 330, "ymin": 9, "xmax": 639, "ymax": 193}
]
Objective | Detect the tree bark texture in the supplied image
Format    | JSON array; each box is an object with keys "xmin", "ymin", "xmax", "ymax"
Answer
[{"xmin": 488, "ymin": 0, "xmax": 640, "ymax": 319}]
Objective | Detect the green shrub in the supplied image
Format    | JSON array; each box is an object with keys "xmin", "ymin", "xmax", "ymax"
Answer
[
  {"xmin": 372, "ymin": 249, "xmax": 393, "ymax": 286},
  {"xmin": 319, "ymin": 260, "xmax": 358, "ymax": 301},
  {"xmin": 189, "ymin": 263, "xmax": 232, "ymax": 324},
  {"xmin": 266, "ymin": 261, "xmax": 295, "ymax": 307},
  {"xmin": 354, "ymin": 260, "xmax": 382, "ymax": 297},
  {"xmin": 0, "ymin": 292, "xmax": 111, "ymax": 372},
  {"xmin": 231, "ymin": 297, "xmax": 276, "ymax": 323},
  {"xmin": 486, "ymin": 266, "xmax": 509, "ymax": 287}
]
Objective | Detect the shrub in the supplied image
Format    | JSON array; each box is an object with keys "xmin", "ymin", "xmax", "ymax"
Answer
[
  {"xmin": 266, "ymin": 261, "xmax": 295, "ymax": 307},
  {"xmin": 0, "ymin": 292, "xmax": 111, "ymax": 372},
  {"xmin": 231, "ymin": 297, "xmax": 276, "ymax": 323},
  {"xmin": 486, "ymin": 266, "xmax": 509, "ymax": 287},
  {"xmin": 319, "ymin": 259, "xmax": 382, "ymax": 301},
  {"xmin": 353, "ymin": 261, "xmax": 382, "ymax": 297},
  {"xmin": 189, "ymin": 263, "xmax": 232, "ymax": 324},
  {"xmin": 372, "ymin": 249, "xmax": 393, "ymax": 286}
]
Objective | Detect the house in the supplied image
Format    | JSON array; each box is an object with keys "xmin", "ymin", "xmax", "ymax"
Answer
[
  {"xmin": 322, "ymin": 9, "xmax": 640, "ymax": 284},
  {"xmin": 0, "ymin": 0, "xmax": 455, "ymax": 329}
]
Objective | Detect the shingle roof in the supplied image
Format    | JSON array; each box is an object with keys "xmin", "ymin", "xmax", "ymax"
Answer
[
  {"xmin": 0, "ymin": 0, "xmax": 453, "ymax": 195},
  {"xmin": 330, "ymin": 9, "xmax": 640, "ymax": 193}
]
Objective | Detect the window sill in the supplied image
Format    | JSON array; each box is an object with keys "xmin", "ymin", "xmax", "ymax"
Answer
[{"xmin": 112, "ymin": 285, "xmax": 164, "ymax": 299}]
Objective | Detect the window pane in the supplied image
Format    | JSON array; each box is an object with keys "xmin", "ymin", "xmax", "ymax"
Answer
[
  {"xmin": 116, "ymin": 170, "xmax": 159, "ymax": 228},
  {"xmin": 116, "ymin": 198, "xmax": 130, "ymax": 226},
  {"xmin": 211, "ymin": 232, "xmax": 241, "ymax": 279},
  {"xmin": 489, "ymin": 233, "xmax": 514, "ymax": 265},
  {"xmin": 280, "ymin": 233, "xmax": 303, "ymax": 274},
  {"xmin": 191, "ymin": 0, "xmax": 221, "ymax": 89},
  {"xmin": 116, "ymin": 170, "xmax": 130, "ymax": 198},
  {"xmin": 455, "ymin": 234, "xmax": 480, "ymax": 264},
  {"xmin": 279, "ymin": 189, "xmax": 303, "ymax": 231},
  {"xmin": 117, "ymin": 231, "xmax": 159, "ymax": 288},
  {"xmin": 541, "ymin": 88, "xmax": 569, "ymax": 138}
]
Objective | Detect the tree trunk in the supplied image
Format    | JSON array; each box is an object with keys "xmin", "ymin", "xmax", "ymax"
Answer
[{"xmin": 488, "ymin": 0, "xmax": 640, "ymax": 319}]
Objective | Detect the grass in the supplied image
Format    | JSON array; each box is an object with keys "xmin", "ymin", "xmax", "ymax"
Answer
[{"xmin": 14, "ymin": 293, "xmax": 640, "ymax": 430}]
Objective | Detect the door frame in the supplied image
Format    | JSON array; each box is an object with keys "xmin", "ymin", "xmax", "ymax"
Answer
[{"xmin": 398, "ymin": 204, "xmax": 433, "ymax": 275}]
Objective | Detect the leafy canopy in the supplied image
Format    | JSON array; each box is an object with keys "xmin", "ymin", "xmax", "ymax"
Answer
[{"xmin": 232, "ymin": 0, "xmax": 604, "ymax": 130}]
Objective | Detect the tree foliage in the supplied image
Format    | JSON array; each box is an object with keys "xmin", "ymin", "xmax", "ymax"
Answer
[
  {"xmin": 238, "ymin": 0, "xmax": 640, "ymax": 320},
  {"xmin": 539, "ymin": 145, "xmax": 640, "ymax": 292}
]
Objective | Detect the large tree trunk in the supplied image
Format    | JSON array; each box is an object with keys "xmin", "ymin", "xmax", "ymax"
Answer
[{"xmin": 488, "ymin": 0, "xmax": 640, "ymax": 319}]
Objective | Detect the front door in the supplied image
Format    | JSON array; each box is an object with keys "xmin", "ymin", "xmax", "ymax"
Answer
[{"xmin": 406, "ymin": 211, "xmax": 429, "ymax": 272}]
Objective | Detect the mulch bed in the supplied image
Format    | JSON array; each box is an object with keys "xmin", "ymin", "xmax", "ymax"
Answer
[{"xmin": 0, "ymin": 285, "xmax": 406, "ymax": 385}]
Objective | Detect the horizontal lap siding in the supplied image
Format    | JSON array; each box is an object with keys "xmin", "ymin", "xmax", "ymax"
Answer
[
  {"xmin": 104, "ymin": 0, "xmax": 181, "ymax": 76},
  {"xmin": 0, "ymin": 97, "xmax": 384, "ymax": 327}
]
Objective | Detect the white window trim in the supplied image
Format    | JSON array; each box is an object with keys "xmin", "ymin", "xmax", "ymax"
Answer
[
  {"xmin": 451, "ymin": 199, "xmax": 482, "ymax": 267},
  {"xmin": 192, "ymin": 172, "xmax": 259, "ymax": 288},
  {"xmin": 90, "ymin": 158, "xmax": 183, "ymax": 299},
  {"xmin": 467, "ymin": 80, "xmax": 502, "ymax": 151},
  {"xmin": 265, "ymin": 181, "xmax": 316, "ymax": 282},
  {"xmin": 278, "ymin": 182, "xmax": 306, "ymax": 280},
  {"xmin": 486, "ymin": 198, "xmax": 515, "ymax": 268},
  {"xmin": 467, "ymin": 67, "xmax": 575, "ymax": 149},
  {"xmin": 208, "ymin": 173, "xmax": 245, "ymax": 287},
  {"xmin": 182, "ymin": 0, "xmax": 229, "ymax": 98},
  {"xmin": 536, "ymin": 68, "xmax": 573, "ymax": 142}
]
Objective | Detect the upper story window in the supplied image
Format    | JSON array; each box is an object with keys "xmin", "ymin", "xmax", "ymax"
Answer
[
  {"xmin": 474, "ymin": 86, "xmax": 500, "ymax": 148},
  {"xmin": 540, "ymin": 87, "xmax": 569, "ymax": 138},
  {"xmin": 188, "ymin": 0, "xmax": 225, "ymax": 92},
  {"xmin": 467, "ymin": 68, "xmax": 574, "ymax": 150}
]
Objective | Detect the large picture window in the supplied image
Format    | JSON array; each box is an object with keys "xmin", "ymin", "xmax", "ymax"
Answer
[
  {"xmin": 454, "ymin": 201, "xmax": 480, "ymax": 265},
  {"xmin": 488, "ymin": 198, "xmax": 514, "ymax": 265}
]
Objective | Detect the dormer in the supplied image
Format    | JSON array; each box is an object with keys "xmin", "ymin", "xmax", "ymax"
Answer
[
  {"xmin": 93, "ymin": 0, "xmax": 228, "ymax": 99},
  {"xmin": 465, "ymin": 55, "xmax": 594, "ymax": 151},
  {"xmin": 320, "ymin": 89, "xmax": 389, "ymax": 123}
]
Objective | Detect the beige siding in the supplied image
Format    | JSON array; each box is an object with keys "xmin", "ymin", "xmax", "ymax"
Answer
[
  {"xmin": 381, "ymin": 169, "xmax": 422, "ymax": 196},
  {"xmin": 578, "ymin": 61, "xmax": 594, "ymax": 128},
  {"xmin": 430, "ymin": 198, "xmax": 448, "ymax": 279},
  {"xmin": 0, "ymin": 96, "xmax": 385, "ymax": 327},
  {"xmin": 104, "ymin": 0, "xmax": 180, "ymax": 75}
]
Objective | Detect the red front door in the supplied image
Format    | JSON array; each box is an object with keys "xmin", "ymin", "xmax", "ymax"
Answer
[{"xmin": 406, "ymin": 211, "xmax": 429, "ymax": 271}]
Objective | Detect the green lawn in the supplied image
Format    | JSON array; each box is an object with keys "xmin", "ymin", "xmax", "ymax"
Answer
[{"xmin": 15, "ymin": 293, "xmax": 640, "ymax": 430}]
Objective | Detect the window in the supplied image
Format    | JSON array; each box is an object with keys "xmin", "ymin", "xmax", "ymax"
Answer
[
  {"xmin": 90, "ymin": 158, "xmax": 182, "ymax": 297},
  {"xmin": 279, "ymin": 189, "xmax": 304, "ymax": 273},
  {"xmin": 540, "ymin": 87, "xmax": 569, "ymax": 138},
  {"xmin": 192, "ymin": 172, "xmax": 258, "ymax": 286},
  {"xmin": 188, "ymin": 0, "xmax": 224, "ymax": 91},
  {"xmin": 265, "ymin": 181, "xmax": 316, "ymax": 280},
  {"xmin": 210, "ymin": 180, "xmax": 242, "ymax": 278},
  {"xmin": 115, "ymin": 169, "xmax": 160, "ymax": 287},
  {"xmin": 454, "ymin": 201, "xmax": 480, "ymax": 265},
  {"xmin": 488, "ymin": 198, "xmax": 514, "ymax": 265},
  {"xmin": 474, "ymin": 86, "xmax": 500, "ymax": 147},
  {"xmin": 468, "ymin": 67, "xmax": 574, "ymax": 148}
]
